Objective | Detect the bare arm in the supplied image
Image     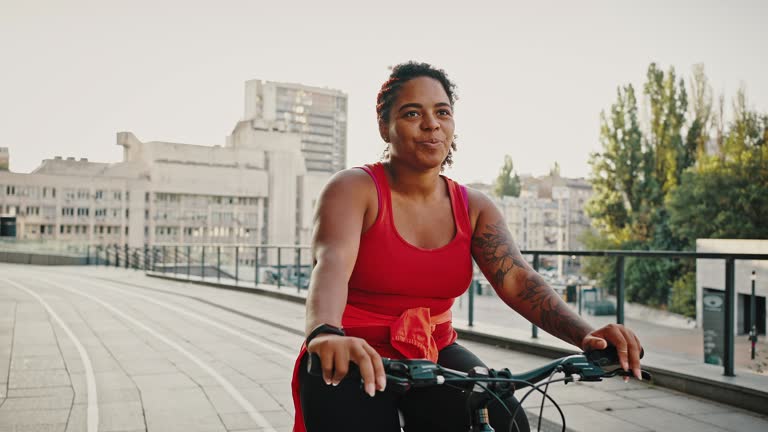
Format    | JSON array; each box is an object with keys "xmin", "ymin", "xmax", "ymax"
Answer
[
  {"xmin": 304, "ymin": 169, "xmax": 371, "ymax": 335},
  {"xmin": 303, "ymin": 169, "xmax": 387, "ymax": 395},
  {"xmin": 469, "ymin": 192, "xmax": 593, "ymax": 347}
]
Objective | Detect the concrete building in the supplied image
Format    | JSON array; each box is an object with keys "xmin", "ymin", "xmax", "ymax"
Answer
[
  {"xmin": 0, "ymin": 121, "xmax": 328, "ymax": 252},
  {"xmin": 696, "ymin": 239, "xmax": 768, "ymax": 336},
  {"xmin": 243, "ymin": 80, "xmax": 347, "ymax": 174},
  {"xmin": 477, "ymin": 175, "xmax": 593, "ymax": 248}
]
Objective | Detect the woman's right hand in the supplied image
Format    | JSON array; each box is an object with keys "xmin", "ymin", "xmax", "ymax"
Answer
[{"xmin": 306, "ymin": 334, "xmax": 387, "ymax": 397}]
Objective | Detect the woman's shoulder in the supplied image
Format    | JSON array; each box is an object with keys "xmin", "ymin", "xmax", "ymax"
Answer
[
  {"xmin": 460, "ymin": 185, "xmax": 499, "ymax": 232},
  {"xmin": 318, "ymin": 165, "xmax": 379, "ymax": 204}
]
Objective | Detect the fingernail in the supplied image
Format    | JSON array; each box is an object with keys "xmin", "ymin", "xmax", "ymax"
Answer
[
  {"xmin": 366, "ymin": 383, "xmax": 375, "ymax": 397},
  {"xmin": 622, "ymin": 361, "xmax": 629, "ymax": 371},
  {"xmin": 324, "ymin": 378, "xmax": 331, "ymax": 385},
  {"xmin": 636, "ymin": 370, "xmax": 642, "ymax": 381},
  {"xmin": 332, "ymin": 381, "xmax": 339, "ymax": 387},
  {"xmin": 377, "ymin": 376, "xmax": 386, "ymax": 391},
  {"xmin": 623, "ymin": 376, "xmax": 629, "ymax": 383}
]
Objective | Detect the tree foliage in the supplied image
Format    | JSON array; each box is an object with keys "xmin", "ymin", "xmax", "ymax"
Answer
[
  {"xmin": 585, "ymin": 62, "xmax": 768, "ymax": 309},
  {"xmin": 494, "ymin": 155, "xmax": 521, "ymax": 198}
]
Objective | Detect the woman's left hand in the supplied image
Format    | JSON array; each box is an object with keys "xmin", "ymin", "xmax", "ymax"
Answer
[{"xmin": 581, "ymin": 323, "xmax": 643, "ymax": 381}]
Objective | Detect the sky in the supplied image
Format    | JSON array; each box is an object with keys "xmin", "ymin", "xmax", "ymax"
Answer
[{"xmin": 1, "ymin": 0, "xmax": 766, "ymax": 184}]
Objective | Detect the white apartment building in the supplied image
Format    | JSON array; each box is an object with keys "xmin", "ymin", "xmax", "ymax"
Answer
[
  {"xmin": 243, "ymin": 80, "xmax": 348, "ymax": 174},
  {"xmin": 0, "ymin": 121, "xmax": 329, "ymax": 250},
  {"xmin": 477, "ymin": 175, "xmax": 593, "ymax": 251}
]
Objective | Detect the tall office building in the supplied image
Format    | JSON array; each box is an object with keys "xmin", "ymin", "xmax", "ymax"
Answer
[{"xmin": 243, "ymin": 80, "xmax": 348, "ymax": 173}]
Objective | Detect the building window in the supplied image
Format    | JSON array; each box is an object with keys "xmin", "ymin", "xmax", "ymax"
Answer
[
  {"xmin": 95, "ymin": 190, "xmax": 104, "ymax": 200},
  {"xmin": 77, "ymin": 208, "xmax": 89, "ymax": 217},
  {"xmin": 62, "ymin": 208, "xmax": 74, "ymax": 217},
  {"xmin": 6, "ymin": 185, "xmax": 15, "ymax": 196}
]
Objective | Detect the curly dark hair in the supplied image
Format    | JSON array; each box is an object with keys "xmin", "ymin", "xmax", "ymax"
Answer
[{"xmin": 376, "ymin": 61, "xmax": 458, "ymax": 171}]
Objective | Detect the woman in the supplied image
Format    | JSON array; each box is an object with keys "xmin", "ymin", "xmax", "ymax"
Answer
[{"xmin": 292, "ymin": 62, "xmax": 643, "ymax": 431}]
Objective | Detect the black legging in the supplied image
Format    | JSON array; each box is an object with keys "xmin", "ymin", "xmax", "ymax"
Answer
[{"xmin": 299, "ymin": 342, "xmax": 530, "ymax": 432}]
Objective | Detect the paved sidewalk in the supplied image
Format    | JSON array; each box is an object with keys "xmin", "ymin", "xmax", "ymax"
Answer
[{"xmin": 0, "ymin": 264, "xmax": 767, "ymax": 432}]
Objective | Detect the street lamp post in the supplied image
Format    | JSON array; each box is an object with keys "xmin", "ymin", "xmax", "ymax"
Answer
[{"xmin": 750, "ymin": 270, "xmax": 757, "ymax": 360}]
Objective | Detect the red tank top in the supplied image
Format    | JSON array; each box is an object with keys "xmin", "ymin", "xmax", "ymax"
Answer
[
  {"xmin": 291, "ymin": 163, "xmax": 474, "ymax": 431},
  {"xmin": 347, "ymin": 162, "xmax": 474, "ymax": 316}
]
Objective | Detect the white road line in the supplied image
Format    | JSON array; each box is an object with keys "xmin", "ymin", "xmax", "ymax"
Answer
[
  {"xmin": 1, "ymin": 277, "xmax": 99, "ymax": 432},
  {"xmin": 35, "ymin": 276, "xmax": 277, "ymax": 432},
  {"xmin": 59, "ymin": 273, "xmax": 295, "ymax": 360}
]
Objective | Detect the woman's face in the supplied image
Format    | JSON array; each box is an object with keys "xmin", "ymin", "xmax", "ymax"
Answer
[{"xmin": 381, "ymin": 76, "xmax": 455, "ymax": 170}]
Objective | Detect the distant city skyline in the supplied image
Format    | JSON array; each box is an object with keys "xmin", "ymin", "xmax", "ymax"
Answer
[{"xmin": 1, "ymin": 0, "xmax": 766, "ymax": 184}]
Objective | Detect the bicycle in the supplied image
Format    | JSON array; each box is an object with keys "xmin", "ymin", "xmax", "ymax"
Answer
[{"xmin": 307, "ymin": 346, "xmax": 651, "ymax": 432}]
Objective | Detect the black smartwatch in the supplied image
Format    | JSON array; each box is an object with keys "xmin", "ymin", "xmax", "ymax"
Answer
[{"xmin": 305, "ymin": 324, "xmax": 345, "ymax": 346}]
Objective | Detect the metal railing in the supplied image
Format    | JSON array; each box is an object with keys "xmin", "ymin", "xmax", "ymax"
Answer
[
  {"xmin": 83, "ymin": 243, "xmax": 768, "ymax": 378},
  {"xmin": 87, "ymin": 243, "xmax": 312, "ymax": 293}
]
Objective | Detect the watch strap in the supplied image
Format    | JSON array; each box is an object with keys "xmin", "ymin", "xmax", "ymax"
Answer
[{"xmin": 305, "ymin": 323, "xmax": 345, "ymax": 346}]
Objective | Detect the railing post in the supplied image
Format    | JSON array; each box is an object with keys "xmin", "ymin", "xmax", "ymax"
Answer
[
  {"xmin": 187, "ymin": 246, "xmax": 191, "ymax": 280},
  {"xmin": 174, "ymin": 245, "xmax": 178, "ymax": 276},
  {"xmin": 217, "ymin": 245, "xmax": 221, "ymax": 283},
  {"xmin": 162, "ymin": 246, "xmax": 167, "ymax": 273},
  {"xmin": 235, "ymin": 246, "xmax": 239, "ymax": 284},
  {"xmin": 277, "ymin": 247, "xmax": 282, "ymax": 289},
  {"xmin": 296, "ymin": 247, "xmax": 301, "ymax": 294},
  {"xmin": 255, "ymin": 247, "xmax": 260, "ymax": 286},
  {"xmin": 201, "ymin": 246, "xmax": 206, "ymax": 280},
  {"xmin": 144, "ymin": 245, "xmax": 148, "ymax": 270},
  {"xmin": 616, "ymin": 255, "xmax": 625, "ymax": 325},
  {"xmin": 105, "ymin": 247, "xmax": 110, "ymax": 267},
  {"xmin": 724, "ymin": 258, "xmax": 735, "ymax": 376},
  {"xmin": 125, "ymin": 244, "xmax": 129, "ymax": 269},
  {"xmin": 115, "ymin": 244, "xmax": 119, "ymax": 268},
  {"xmin": 468, "ymin": 279, "xmax": 475, "ymax": 327},
  {"xmin": 532, "ymin": 253, "xmax": 540, "ymax": 338},
  {"xmin": 86, "ymin": 245, "xmax": 90, "ymax": 265}
]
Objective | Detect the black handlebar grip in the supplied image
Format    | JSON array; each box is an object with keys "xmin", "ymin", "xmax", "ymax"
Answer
[{"xmin": 585, "ymin": 345, "xmax": 645, "ymax": 367}]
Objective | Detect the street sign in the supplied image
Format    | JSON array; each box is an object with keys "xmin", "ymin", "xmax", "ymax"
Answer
[{"xmin": 703, "ymin": 288, "xmax": 725, "ymax": 365}]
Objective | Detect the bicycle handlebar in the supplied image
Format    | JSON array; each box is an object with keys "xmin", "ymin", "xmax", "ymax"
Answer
[{"xmin": 307, "ymin": 346, "xmax": 649, "ymax": 394}]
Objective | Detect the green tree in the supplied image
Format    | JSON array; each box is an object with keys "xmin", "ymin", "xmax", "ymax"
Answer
[
  {"xmin": 684, "ymin": 64, "xmax": 713, "ymax": 169},
  {"xmin": 644, "ymin": 63, "xmax": 689, "ymax": 195},
  {"xmin": 586, "ymin": 84, "xmax": 643, "ymax": 243},
  {"xmin": 667, "ymin": 142, "xmax": 768, "ymax": 246},
  {"xmin": 494, "ymin": 155, "xmax": 521, "ymax": 197}
]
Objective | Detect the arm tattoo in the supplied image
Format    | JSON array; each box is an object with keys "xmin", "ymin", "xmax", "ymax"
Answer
[
  {"xmin": 473, "ymin": 220, "xmax": 592, "ymax": 346},
  {"xmin": 518, "ymin": 272, "xmax": 593, "ymax": 346},
  {"xmin": 471, "ymin": 221, "xmax": 527, "ymax": 287}
]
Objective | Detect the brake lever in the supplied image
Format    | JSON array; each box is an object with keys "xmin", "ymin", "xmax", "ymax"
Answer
[{"xmin": 601, "ymin": 367, "xmax": 653, "ymax": 381}]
